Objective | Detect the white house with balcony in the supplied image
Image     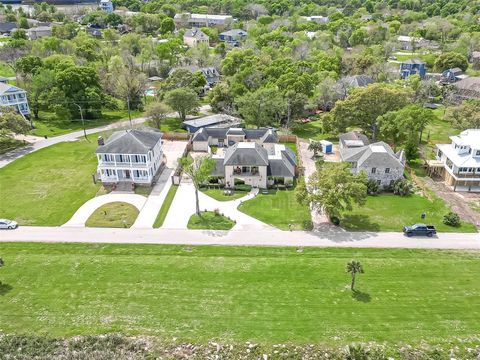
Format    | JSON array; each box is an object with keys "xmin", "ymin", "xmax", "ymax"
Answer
[
  {"xmin": 0, "ymin": 82, "xmax": 30, "ymax": 117},
  {"xmin": 429, "ymin": 129, "xmax": 480, "ymax": 192},
  {"xmin": 95, "ymin": 128, "xmax": 164, "ymax": 185}
]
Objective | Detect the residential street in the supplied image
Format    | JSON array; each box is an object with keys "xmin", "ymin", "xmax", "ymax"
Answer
[{"xmin": 1, "ymin": 226, "xmax": 478, "ymax": 249}]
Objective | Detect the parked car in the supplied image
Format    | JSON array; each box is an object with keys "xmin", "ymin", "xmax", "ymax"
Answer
[
  {"xmin": 403, "ymin": 224, "xmax": 436, "ymax": 237},
  {"xmin": 0, "ymin": 219, "xmax": 18, "ymax": 230}
]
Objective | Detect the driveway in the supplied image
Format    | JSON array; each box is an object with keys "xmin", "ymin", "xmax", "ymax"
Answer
[
  {"xmin": 162, "ymin": 182, "xmax": 274, "ymax": 230},
  {"xmin": 1, "ymin": 226, "xmax": 478, "ymax": 250}
]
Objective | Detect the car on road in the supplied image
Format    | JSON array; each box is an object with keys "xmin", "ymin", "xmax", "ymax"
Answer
[
  {"xmin": 403, "ymin": 224, "xmax": 436, "ymax": 237},
  {"xmin": 0, "ymin": 219, "xmax": 18, "ymax": 230}
]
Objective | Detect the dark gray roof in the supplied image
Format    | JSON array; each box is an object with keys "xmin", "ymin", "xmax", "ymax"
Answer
[
  {"xmin": 339, "ymin": 131, "xmax": 369, "ymax": 148},
  {"xmin": 183, "ymin": 114, "xmax": 241, "ymax": 129},
  {"xmin": 184, "ymin": 28, "xmax": 209, "ymax": 40},
  {"xmin": 282, "ymin": 147, "xmax": 297, "ymax": 166},
  {"xmin": 340, "ymin": 141, "xmax": 405, "ymax": 168},
  {"xmin": 224, "ymin": 143, "xmax": 269, "ymax": 166},
  {"xmin": 220, "ymin": 29, "xmax": 247, "ymax": 37},
  {"xmin": 0, "ymin": 22, "xmax": 17, "ymax": 33},
  {"xmin": 268, "ymin": 159, "xmax": 294, "ymax": 177},
  {"xmin": 96, "ymin": 128, "xmax": 162, "ymax": 154},
  {"xmin": 226, "ymin": 127, "xmax": 245, "ymax": 135},
  {"xmin": 341, "ymin": 75, "xmax": 373, "ymax": 88}
]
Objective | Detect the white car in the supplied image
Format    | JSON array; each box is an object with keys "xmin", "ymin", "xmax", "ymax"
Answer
[{"xmin": 0, "ymin": 219, "xmax": 18, "ymax": 229}]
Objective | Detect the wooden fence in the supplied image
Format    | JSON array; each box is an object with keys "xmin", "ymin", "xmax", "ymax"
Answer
[{"xmin": 163, "ymin": 132, "xmax": 191, "ymax": 141}]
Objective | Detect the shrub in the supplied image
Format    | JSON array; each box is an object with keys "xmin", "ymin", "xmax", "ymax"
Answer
[
  {"xmin": 404, "ymin": 139, "xmax": 419, "ymax": 161},
  {"xmin": 443, "ymin": 212, "xmax": 461, "ymax": 227},
  {"xmin": 393, "ymin": 178, "xmax": 413, "ymax": 196},
  {"xmin": 234, "ymin": 184, "xmax": 252, "ymax": 192},
  {"xmin": 330, "ymin": 216, "xmax": 340, "ymax": 226},
  {"xmin": 366, "ymin": 179, "xmax": 380, "ymax": 195}
]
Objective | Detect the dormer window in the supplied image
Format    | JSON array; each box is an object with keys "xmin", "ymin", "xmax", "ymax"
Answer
[{"xmin": 476, "ymin": 150, "xmax": 480, "ymax": 156}]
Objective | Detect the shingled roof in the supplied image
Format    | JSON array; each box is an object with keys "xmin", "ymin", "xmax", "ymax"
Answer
[
  {"xmin": 340, "ymin": 141, "xmax": 405, "ymax": 168},
  {"xmin": 224, "ymin": 142, "xmax": 269, "ymax": 166},
  {"xmin": 96, "ymin": 128, "xmax": 162, "ymax": 154}
]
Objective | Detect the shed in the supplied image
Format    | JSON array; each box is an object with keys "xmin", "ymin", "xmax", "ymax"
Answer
[{"xmin": 320, "ymin": 140, "xmax": 333, "ymax": 154}]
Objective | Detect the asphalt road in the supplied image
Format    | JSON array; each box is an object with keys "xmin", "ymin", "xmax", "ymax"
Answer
[{"xmin": 1, "ymin": 226, "xmax": 478, "ymax": 249}]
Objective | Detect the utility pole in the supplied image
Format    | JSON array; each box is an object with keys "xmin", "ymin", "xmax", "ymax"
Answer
[
  {"xmin": 127, "ymin": 95, "xmax": 132, "ymax": 128},
  {"xmin": 73, "ymin": 102, "xmax": 89, "ymax": 141}
]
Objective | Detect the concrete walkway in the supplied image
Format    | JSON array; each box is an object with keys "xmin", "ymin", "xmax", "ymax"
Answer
[
  {"xmin": 63, "ymin": 193, "xmax": 148, "ymax": 227},
  {"xmin": 1, "ymin": 226, "xmax": 478, "ymax": 250},
  {"xmin": 162, "ymin": 182, "xmax": 274, "ymax": 230}
]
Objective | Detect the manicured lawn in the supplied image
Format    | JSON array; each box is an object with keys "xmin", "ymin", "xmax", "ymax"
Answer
[
  {"xmin": 291, "ymin": 119, "xmax": 332, "ymax": 141},
  {"xmin": 187, "ymin": 211, "xmax": 235, "ymax": 230},
  {"xmin": 31, "ymin": 109, "xmax": 143, "ymax": 137},
  {"xmin": 341, "ymin": 194, "xmax": 477, "ymax": 233},
  {"xmin": 0, "ymin": 136, "xmax": 102, "ymax": 225},
  {"xmin": 85, "ymin": 202, "xmax": 139, "ymax": 228},
  {"xmin": 0, "ymin": 62, "xmax": 15, "ymax": 77},
  {"xmin": 201, "ymin": 188, "xmax": 249, "ymax": 201},
  {"xmin": 148, "ymin": 117, "xmax": 187, "ymax": 133},
  {"xmin": 0, "ymin": 243, "xmax": 479, "ymax": 345},
  {"xmin": 153, "ymin": 185, "xmax": 178, "ymax": 228},
  {"xmin": 238, "ymin": 189, "xmax": 311, "ymax": 230}
]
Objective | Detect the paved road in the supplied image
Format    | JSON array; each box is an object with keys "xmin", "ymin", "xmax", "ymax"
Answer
[
  {"xmin": 0, "ymin": 226, "xmax": 478, "ymax": 249},
  {"xmin": 0, "ymin": 105, "xmax": 211, "ymax": 169}
]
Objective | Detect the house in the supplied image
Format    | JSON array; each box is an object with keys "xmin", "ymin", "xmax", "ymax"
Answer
[
  {"xmin": 27, "ymin": 26, "xmax": 52, "ymax": 40},
  {"xmin": 95, "ymin": 128, "xmax": 164, "ymax": 185},
  {"xmin": 192, "ymin": 127, "xmax": 296, "ymax": 188},
  {"xmin": 174, "ymin": 13, "xmax": 234, "ymax": 29},
  {"xmin": 397, "ymin": 35, "xmax": 429, "ymax": 51},
  {"xmin": 335, "ymin": 75, "xmax": 373, "ymax": 99},
  {"xmin": 440, "ymin": 67, "xmax": 467, "ymax": 84},
  {"xmin": 472, "ymin": 51, "xmax": 480, "ymax": 70},
  {"xmin": 0, "ymin": 22, "xmax": 17, "ymax": 35},
  {"xmin": 183, "ymin": 114, "xmax": 242, "ymax": 133},
  {"xmin": 0, "ymin": 82, "xmax": 30, "ymax": 116},
  {"xmin": 452, "ymin": 77, "xmax": 480, "ymax": 101},
  {"xmin": 340, "ymin": 135, "xmax": 405, "ymax": 188},
  {"xmin": 429, "ymin": 129, "xmax": 480, "ymax": 192},
  {"xmin": 399, "ymin": 58, "xmax": 426, "ymax": 79},
  {"xmin": 301, "ymin": 15, "xmax": 329, "ymax": 24},
  {"xmin": 99, "ymin": 0, "xmax": 113, "ymax": 13},
  {"xmin": 183, "ymin": 28, "xmax": 209, "ymax": 47},
  {"xmin": 219, "ymin": 29, "xmax": 247, "ymax": 46},
  {"xmin": 169, "ymin": 66, "xmax": 219, "ymax": 87}
]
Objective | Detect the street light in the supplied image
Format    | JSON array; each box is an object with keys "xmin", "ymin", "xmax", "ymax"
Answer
[{"xmin": 73, "ymin": 102, "xmax": 89, "ymax": 141}]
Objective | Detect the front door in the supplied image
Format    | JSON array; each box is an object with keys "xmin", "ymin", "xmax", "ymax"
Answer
[{"xmin": 125, "ymin": 170, "xmax": 131, "ymax": 179}]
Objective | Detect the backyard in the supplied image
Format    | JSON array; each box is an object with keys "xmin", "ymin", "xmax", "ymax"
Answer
[
  {"xmin": 341, "ymin": 193, "xmax": 477, "ymax": 233},
  {"xmin": 238, "ymin": 189, "xmax": 311, "ymax": 230},
  {"xmin": 0, "ymin": 243, "xmax": 478, "ymax": 345},
  {"xmin": 0, "ymin": 135, "xmax": 102, "ymax": 225}
]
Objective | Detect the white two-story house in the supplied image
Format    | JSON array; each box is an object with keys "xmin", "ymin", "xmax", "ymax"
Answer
[
  {"xmin": 0, "ymin": 82, "xmax": 30, "ymax": 117},
  {"xmin": 430, "ymin": 129, "xmax": 480, "ymax": 192},
  {"xmin": 96, "ymin": 128, "xmax": 164, "ymax": 185}
]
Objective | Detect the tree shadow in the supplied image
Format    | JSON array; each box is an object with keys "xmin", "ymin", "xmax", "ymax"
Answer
[
  {"xmin": 341, "ymin": 214, "xmax": 381, "ymax": 232},
  {"xmin": 352, "ymin": 290, "xmax": 371, "ymax": 303},
  {"xmin": 0, "ymin": 283, "xmax": 12, "ymax": 296}
]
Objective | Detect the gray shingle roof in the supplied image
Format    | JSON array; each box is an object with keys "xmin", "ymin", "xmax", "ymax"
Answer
[
  {"xmin": 96, "ymin": 128, "xmax": 162, "ymax": 154},
  {"xmin": 339, "ymin": 131, "xmax": 369, "ymax": 148},
  {"xmin": 192, "ymin": 127, "xmax": 277, "ymax": 142},
  {"xmin": 0, "ymin": 22, "xmax": 17, "ymax": 33},
  {"xmin": 224, "ymin": 143, "xmax": 269, "ymax": 166},
  {"xmin": 184, "ymin": 28, "xmax": 209, "ymax": 40},
  {"xmin": 340, "ymin": 75, "xmax": 373, "ymax": 88},
  {"xmin": 220, "ymin": 29, "xmax": 247, "ymax": 37},
  {"xmin": 183, "ymin": 114, "xmax": 241, "ymax": 129},
  {"xmin": 0, "ymin": 82, "xmax": 26, "ymax": 96},
  {"xmin": 341, "ymin": 141, "xmax": 405, "ymax": 168},
  {"xmin": 403, "ymin": 58, "xmax": 426, "ymax": 65}
]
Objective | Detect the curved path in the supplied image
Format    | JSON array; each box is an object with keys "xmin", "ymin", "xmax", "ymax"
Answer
[{"xmin": 63, "ymin": 194, "xmax": 147, "ymax": 227}]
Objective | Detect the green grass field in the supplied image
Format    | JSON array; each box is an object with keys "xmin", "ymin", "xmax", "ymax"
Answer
[
  {"xmin": 153, "ymin": 185, "xmax": 178, "ymax": 228},
  {"xmin": 342, "ymin": 194, "xmax": 477, "ymax": 232},
  {"xmin": 187, "ymin": 211, "xmax": 235, "ymax": 230},
  {"xmin": 0, "ymin": 136, "xmax": 101, "ymax": 225},
  {"xmin": 85, "ymin": 202, "xmax": 139, "ymax": 228},
  {"xmin": 238, "ymin": 189, "xmax": 311, "ymax": 230},
  {"xmin": 201, "ymin": 188, "xmax": 249, "ymax": 201},
  {"xmin": 0, "ymin": 243, "xmax": 479, "ymax": 345},
  {"xmin": 31, "ymin": 109, "xmax": 143, "ymax": 137},
  {"xmin": 147, "ymin": 117, "xmax": 187, "ymax": 133}
]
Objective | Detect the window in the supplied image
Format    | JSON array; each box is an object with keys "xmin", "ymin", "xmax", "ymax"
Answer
[
  {"xmin": 476, "ymin": 150, "xmax": 480, "ymax": 156},
  {"xmin": 389, "ymin": 180, "xmax": 395, "ymax": 186},
  {"xmin": 385, "ymin": 168, "xmax": 390, "ymax": 174},
  {"xmin": 371, "ymin": 167, "xmax": 376, "ymax": 174},
  {"xmin": 377, "ymin": 180, "xmax": 381, "ymax": 185}
]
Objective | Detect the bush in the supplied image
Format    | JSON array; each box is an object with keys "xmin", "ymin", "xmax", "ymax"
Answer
[
  {"xmin": 366, "ymin": 179, "xmax": 380, "ymax": 195},
  {"xmin": 443, "ymin": 212, "xmax": 461, "ymax": 227},
  {"xmin": 393, "ymin": 178, "xmax": 413, "ymax": 196},
  {"xmin": 330, "ymin": 216, "xmax": 340, "ymax": 226},
  {"xmin": 404, "ymin": 139, "xmax": 419, "ymax": 161},
  {"xmin": 234, "ymin": 184, "xmax": 252, "ymax": 192}
]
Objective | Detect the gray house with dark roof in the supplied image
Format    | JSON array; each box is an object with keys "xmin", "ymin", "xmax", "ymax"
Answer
[
  {"xmin": 95, "ymin": 128, "xmax": 164, "ymax": 185},
  {"xmin": 340, "ymin": 138, "xmax": 406, "ymax": 188},
  {"xmin": 193, "ymin": 127, "xmax": 296, "ymax": 188}
]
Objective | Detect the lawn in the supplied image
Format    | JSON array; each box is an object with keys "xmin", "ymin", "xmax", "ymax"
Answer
[
  {"xmin": 187, "ymin": 211, "xmax": 235, "ymax": 230},
  {"xmin": 31, "ymin": 109, "xmax": 143, "ymax": 137},
  {"xmin": 0, "ymin": 243, "xmax": 479, "ymax": 345},
  {"xmin": 341, "ymin": 194, "xmax": 477, "ymax": 233},
  {"xmin": 201, "ymin": 188, "xmax": 249, "ymax": 201},
  {"xmin": 291, "ymin": 119, "xmax": 333, "ymax": 141},
  {"xmin": 0, "ymin": 62, "xmax": 15, "ymax": 77},
  {"xmin": 147, "ymin": 117, "xmax": 187, "ymax": 133},
  {"xmin": 153, "ymin": 185, "xmax": 178, "ymax": 228},
  {"xmin": 85, "ymin": 202, "xmax": 139, "ymax": 228},
  {"xmin": 238, "ymin": 188, "xmax": 311, "ymax": 230},
  {"xmin": 0, "ymin": 135, "xmax": 102, "ymax": 225}
]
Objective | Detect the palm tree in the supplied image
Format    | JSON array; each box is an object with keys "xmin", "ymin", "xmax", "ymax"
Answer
[{"xmin": 346, "ymin": 260, "xmax": 364, "ymax": 291}]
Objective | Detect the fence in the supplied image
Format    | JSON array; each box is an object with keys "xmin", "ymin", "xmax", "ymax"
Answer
[
  {"xmin": 278, "ymin": 134, "xmax": 298, "ymax": 143},
  {"xmin": 163, "ymin": 132, "xmax": 191, "ymax": 141},
  {"xmin": 171, "ymin": 143, "xmax": 190, "ymax": 185}
]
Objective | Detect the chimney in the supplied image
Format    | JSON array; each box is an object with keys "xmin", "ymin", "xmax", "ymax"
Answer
[{"xmin": 97, "ymin": 136, "xmax": 104, "ymax": 146}]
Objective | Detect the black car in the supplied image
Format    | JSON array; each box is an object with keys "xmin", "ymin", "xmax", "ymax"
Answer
[{"xmin": 403, "ymin": 224, "xmax": 437, "ymax": 237}]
